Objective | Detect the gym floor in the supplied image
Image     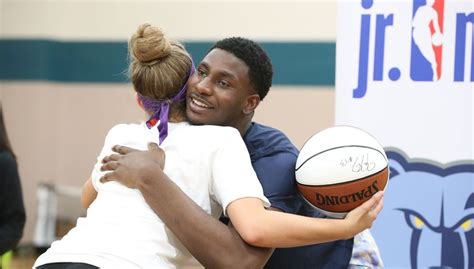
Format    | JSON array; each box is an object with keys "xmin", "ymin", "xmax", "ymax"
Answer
[
  {"xmin": 7, "ymin": 247, "xmax": 43, "ymax": 269},
  {"xmin": 11, "ymin": 255, "xmax": 36, "ymax": 269}
]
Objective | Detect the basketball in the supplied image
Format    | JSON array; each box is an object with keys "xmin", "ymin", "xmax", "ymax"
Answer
[{"xmin": 295, "ymin": 126, "xmax": 389, "ymax": 218}]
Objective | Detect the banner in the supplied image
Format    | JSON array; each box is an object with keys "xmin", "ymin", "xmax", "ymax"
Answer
[{"xmin": 336, "ymin": 0, "xmax": 473, "ymax": 268}]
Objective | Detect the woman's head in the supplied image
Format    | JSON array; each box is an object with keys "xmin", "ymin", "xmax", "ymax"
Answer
[
  {"xmin": 128, "ymin": 23, "xmax": 192, "ymax": 104},
  {"xmin": 128, "ymin": 24, "xmax": 193, "ymax": 144}
]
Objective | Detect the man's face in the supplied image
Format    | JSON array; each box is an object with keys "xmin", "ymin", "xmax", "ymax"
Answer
[{"xmin": 186, "ymin": 48, "xmax": 254, "ymax": 127}]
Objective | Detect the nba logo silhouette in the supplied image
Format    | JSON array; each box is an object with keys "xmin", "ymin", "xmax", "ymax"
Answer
[{"xmin": 410, "ymin": 0, "xmax": 445, "ymax": 81}]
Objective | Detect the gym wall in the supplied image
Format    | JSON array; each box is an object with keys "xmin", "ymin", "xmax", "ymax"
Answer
[{"xmin": 0, "ymin": 0, "xmax": 338, "ymax": 244}]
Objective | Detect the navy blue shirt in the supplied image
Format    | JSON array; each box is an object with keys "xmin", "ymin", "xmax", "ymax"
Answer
[{"xmin": 243, "ymin": 122, "xmax": 354, "ymax": 269}]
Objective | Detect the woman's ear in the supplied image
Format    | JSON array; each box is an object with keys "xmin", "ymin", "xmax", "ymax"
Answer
[
  {"xmin": 243, "ymin": 94, "xmax": 260, "ymax": 115},
  {"xmin": 136, "ymin": 93, "xmax": 145, "ymax": 111}
]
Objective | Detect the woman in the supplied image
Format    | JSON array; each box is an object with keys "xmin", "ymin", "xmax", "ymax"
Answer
[{"xmin": 34, "ymin": 24, "xmax": 383, "ymax": 269}]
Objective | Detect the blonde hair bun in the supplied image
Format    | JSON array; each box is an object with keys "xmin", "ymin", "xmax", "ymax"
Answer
[
  {"xmin": 128, "ymin": 23, "xmax": 191, "ymax": 101},
  {"xmin": 130, "ymin": 23, "xmax": 171, "ymax": 63}
]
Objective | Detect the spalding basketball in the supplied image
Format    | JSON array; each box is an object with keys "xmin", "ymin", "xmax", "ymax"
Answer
[{"xmin": 295, "ymin": 126, "xmax": 389, "ymax": 219}]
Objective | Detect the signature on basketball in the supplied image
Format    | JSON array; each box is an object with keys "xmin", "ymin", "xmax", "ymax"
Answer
[{"xmin": 340, "ymin": 153, "xmax": 376, "ymax": 172}]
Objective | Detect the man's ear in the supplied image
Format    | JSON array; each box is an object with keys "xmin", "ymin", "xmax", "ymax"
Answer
[{"xmin": 243, "ymin": 94, "xmax": 261, "ymax": 115}]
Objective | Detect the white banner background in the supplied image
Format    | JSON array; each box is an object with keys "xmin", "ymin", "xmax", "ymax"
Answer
[{"xmin": 336, "ymin": 0, "xmax": 473, "ymax": 268}]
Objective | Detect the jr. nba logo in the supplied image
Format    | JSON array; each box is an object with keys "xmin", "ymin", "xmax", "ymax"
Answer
[
  {"xmin": 410, "ymin": 0, "xmax": 445, "ymax": 81},
  {"xmin": 351, "ymin": 0, "xmax": 472, "ymax": 98}
]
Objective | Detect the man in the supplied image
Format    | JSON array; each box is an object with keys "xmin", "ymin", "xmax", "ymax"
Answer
[{"xmin": 100, "ymin": 37, "xmax": 382, "ymax": 268}]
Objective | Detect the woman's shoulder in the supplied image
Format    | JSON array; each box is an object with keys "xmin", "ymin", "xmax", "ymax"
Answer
[
  {"xmin": 188, "ymin": 125, "xmax": 241, "ymax": 139},
  {"xmin": 105, "ymin": 122, "xmax": 147, "ymax": 139},
  {"xmin": 172, "ymin": 125, "xmax": 243, "ymax": 151},
  {"xmin": 108, "ymin": 122, "xmax": 144, "ymax": 133}
]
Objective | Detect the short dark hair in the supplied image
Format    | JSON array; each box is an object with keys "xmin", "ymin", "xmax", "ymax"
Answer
[{"xmin": 210, "ymin": 37, "xmax": 273, "ymax": 100}]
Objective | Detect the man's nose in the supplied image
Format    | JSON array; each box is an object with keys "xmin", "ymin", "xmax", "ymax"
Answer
[{"xmin": 194, "ymin": 76, "xmax": 213, "ymax": 96}]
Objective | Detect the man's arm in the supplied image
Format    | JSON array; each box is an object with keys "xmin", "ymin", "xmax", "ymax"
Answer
[{"xmin": 100, "ymin": 143, "xmax": 273, "ymax": 269}]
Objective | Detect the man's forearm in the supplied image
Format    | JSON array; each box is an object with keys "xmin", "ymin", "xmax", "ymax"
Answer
[{"xmin": 137, "ymin": 171, "xmax": 273, "ymax": 269}]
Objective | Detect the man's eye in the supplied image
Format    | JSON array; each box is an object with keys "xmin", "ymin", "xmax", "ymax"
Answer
[
  {"xmin": 218, "ymin": 80, "xmax": 230, "ymax": 88},
  {"xmin": 197, "ymin": 69, "xmax": 207, "ymax": 77}
]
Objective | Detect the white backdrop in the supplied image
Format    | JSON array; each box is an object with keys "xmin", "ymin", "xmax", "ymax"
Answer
[{"xmin": 336, "ymin": 0, "xmax": 473, "ymax": 268}]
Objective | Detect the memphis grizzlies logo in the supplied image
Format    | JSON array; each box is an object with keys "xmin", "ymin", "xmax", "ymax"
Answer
[
  {"xmin": 372, "ymin": 149, "xmax": 474, "ymax": 269},
  {"xmin": 410, "ymin": 0, "xmax": 444, "ymax": 81}
]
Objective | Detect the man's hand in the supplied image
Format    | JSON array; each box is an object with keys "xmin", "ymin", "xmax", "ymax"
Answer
[
  {"xmin": 100, "ymin": 143, "xmax": 165, "ymax": 189},
  {"xmin": 344, "ymin": 191, "xmax": 384, "ymax": 237}
]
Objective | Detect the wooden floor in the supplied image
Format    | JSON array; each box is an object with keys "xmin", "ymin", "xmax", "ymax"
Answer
[
  {"xmin": 8, "ymin": 254, "xmax": 37, "ymax": 269},
  {"xmin": 4, "ymin": 247, "xmax": 43, "ymax": 269}
]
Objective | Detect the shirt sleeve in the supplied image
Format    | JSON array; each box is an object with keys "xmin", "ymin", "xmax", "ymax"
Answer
[
  {"xmin": 252, "ymin": 151, "xmax": 303, "ymax": 214},
  {"xmin": 349, "ymin": 229, "xmax": 384, "ymax": 268},
  {"xmin": 90, "ymin": 124, "xmax": 129, "ymax": 191},
  {"xmin": 210, "ymin": 128, "xmax": 270, "ymax": 216}
]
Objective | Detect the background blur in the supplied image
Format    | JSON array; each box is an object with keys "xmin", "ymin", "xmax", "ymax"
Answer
[{"xmin": 0, "ymin": 0, "xmax": 339, "ymax": 265}]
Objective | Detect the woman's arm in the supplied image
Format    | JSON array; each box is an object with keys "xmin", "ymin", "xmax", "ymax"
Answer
[
  {"xmin": 227, "ymin": 192, "xmax": 384, "ymax": 248},
  {"xmin": 81, "ymin": 177, "xmax": 97, "ymax": 209}
]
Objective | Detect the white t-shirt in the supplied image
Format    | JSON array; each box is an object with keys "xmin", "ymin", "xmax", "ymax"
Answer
[{"xmin": 34, "ymin": 122, "xmax": 270, "ymax": 269}]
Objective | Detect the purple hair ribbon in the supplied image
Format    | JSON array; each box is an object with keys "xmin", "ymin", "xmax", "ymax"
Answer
[{"xmin": 138, "ymin": 61, "xmax": 195, "ymax": 145}]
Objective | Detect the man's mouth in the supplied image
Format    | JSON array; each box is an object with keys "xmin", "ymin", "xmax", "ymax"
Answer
[{"xmin": 189, "ymin": 94, "xmax": 213, "ymax": 109}]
